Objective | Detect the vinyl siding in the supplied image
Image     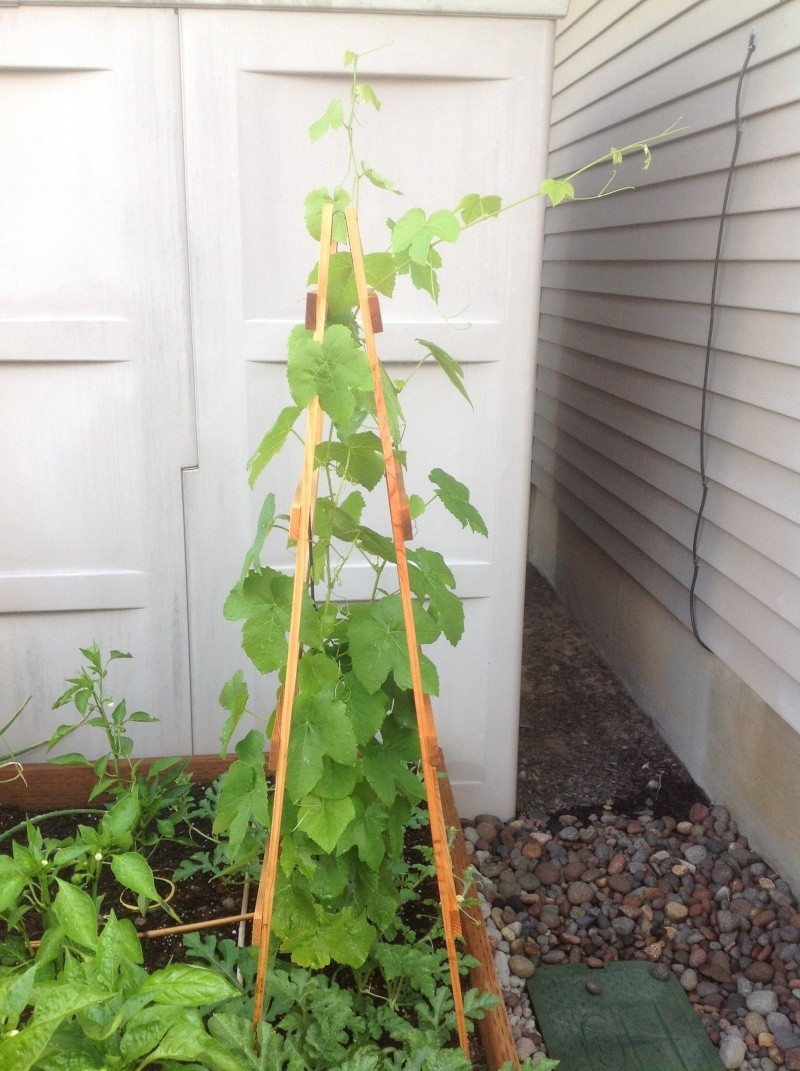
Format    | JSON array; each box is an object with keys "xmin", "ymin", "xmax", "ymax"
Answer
[{"xmin": 533, "ymin": 0, "xmax": 800, "ymax": 729}]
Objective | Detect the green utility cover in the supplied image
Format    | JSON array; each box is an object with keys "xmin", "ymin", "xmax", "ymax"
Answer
[{"xmin": 528, "ymin": 962, "xmax": 724, "ymax": 1071}]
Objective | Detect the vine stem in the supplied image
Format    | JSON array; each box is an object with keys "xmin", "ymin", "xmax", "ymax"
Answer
[{"xmin": 0, "ymin": 808, "xmax": 105, "ymax": 845}]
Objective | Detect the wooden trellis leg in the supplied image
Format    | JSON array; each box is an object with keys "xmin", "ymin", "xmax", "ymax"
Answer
[
  {"xmin": 250, "ymin": 203, "xmax": 334, "ymax": 1029},
  {"xmin": 344, "ymin": 206, "xmax": 470, "ymax": 1057}
]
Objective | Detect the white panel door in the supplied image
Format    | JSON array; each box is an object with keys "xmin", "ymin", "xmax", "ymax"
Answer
[
  {"xmin": 180, "ymin": 9, "xmax": 554, "ymax": 816},
  {"xmin": 0, "ymin": 8, "xmax": 194, "ymax": 758}
]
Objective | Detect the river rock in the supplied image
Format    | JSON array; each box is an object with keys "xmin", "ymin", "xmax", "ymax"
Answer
[
  {"xmin": 719, "ymin": 1033, "xmax": 747, "ymax": 1069},
  {"xmin": 509, "ymin": 955, "xmax": 535, "ymax": 980}
]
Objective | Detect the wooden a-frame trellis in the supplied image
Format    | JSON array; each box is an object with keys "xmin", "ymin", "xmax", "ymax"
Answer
[{"xmin": 248, "ymin": 201, "xmax": 470, "ymax": 1056}]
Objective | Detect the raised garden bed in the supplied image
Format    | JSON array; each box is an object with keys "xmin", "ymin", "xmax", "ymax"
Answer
[{"xmin": 0, "ymin": 750, "xmax": 522, "ymax": 1071}]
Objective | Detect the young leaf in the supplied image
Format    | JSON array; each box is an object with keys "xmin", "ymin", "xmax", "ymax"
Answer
[
  {"xmin": 287, "ymin": 324, "xmax": 372, "ymax": 429},
  {"xmin": 218, "ymin": 670, "xmax": 249, "ymax": 756},
  {"xmin": 47, "ymin": 752, "xmax": 90, "ymax": 767},
  {"xmin": 309, "ymin": 98, "xmax": 344, "ymax": 143},
  {"xmin": 539, "ymin": 176, "xmax": 575, "ymax": 206},
  {"xmin": 429, "ymin": 467, "xmax": 488, "ymax": 536},
  {"xmin": 110, "ymin": 852, "xmax": 160, "ymax": 904},
  {"xmin": 0, "ymin": 856, "xmax": 26, "ymax": 913},
  {"xmin": 361, "ymin": 162, "xmax": 400, "ymax": 193},
  {"xmin": 415, "ymin": 338, "xmax": 472, "ymax": 407},
  {"xmin": 248, "ymin": 407, "xmax": 302, "ymax": 488},
  {"xmin": 305, "ymin": 187, "xmax": 351, "ymax": 243},
  {"xmin": 455, "ymin": 192, "xmax": 502, "ymax": 226},
  {"xmin": 390, "ymin": 208, "xmax": 460, "ymax": 266},
  {"xmin": 53, "ymin": 880, "xmax": 98, "ymax": 949},
  {"xmin": 355, "ymin": 83, "xmax": 381, "ymax": 110},
  {"xmin": 408, "ymin": 493, "xmax": 426, "ymax": 519}
]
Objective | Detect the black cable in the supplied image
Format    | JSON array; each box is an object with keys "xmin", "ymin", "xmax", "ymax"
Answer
[{"xmin": 689, "ymin": 29, "xmax": 756, "ymax": 652}]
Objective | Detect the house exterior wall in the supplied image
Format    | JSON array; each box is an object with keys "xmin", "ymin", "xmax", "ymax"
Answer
[{"xmin": 530, "ymin": 0, "xmax": 800, "ymax": 883}]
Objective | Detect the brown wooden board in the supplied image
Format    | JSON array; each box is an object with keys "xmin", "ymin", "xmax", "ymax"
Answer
[
  {"xmin": 436, "ymin": 747, "xmax": 520, "ymax": 1071},
  {"xmin": 0, "ymin": 754, "xmax": 235, "ymax": 809}
]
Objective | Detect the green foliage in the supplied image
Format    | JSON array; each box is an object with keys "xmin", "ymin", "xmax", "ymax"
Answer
[
  {"xmin": 0, "ymin": 42, "xmax": 663, "ymax": 1071},
  {"xmin": 0, "ymin": 915, "xmax": 241, "ymax": 1071},
  {"xmin": 43, "ymin": 647, "xmax": 195, "ymax": 851}
]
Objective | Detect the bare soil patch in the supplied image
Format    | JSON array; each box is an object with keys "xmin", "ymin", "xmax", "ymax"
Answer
[{"xmin": 516, "ymin": 567, "xmax": 706, "ymax": 821}]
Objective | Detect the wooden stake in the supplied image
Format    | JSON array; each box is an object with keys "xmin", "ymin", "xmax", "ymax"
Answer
[
  {"xmin": 344, "ymin": 206, "xmax": 470, "ymax": 1057},
  {"xmin": 251, "ymin": 203, "xmax": 334, "ymax": 1029}
]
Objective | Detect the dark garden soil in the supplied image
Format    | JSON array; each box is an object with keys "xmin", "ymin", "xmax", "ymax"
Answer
[{"xmin": 515, "ymin": 566, "xmax": 706, "ymax": 824}]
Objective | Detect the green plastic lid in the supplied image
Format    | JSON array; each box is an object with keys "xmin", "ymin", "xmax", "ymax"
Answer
[{"xmin": 528, "ymin": 961, "xmax": 723, "ymax": 1070}]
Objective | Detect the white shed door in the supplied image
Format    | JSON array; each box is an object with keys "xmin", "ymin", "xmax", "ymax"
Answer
[
  {"xmin": 180, "ymin": 10, "xmax": 554, "ymax": 817},
  {"xmin": 0, "ymin": 9, "xmax": 194, "ymax": 756}
]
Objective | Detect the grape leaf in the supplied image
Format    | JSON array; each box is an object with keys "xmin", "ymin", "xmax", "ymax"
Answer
[
  {"xmin": 347, "ymin": 594, "xmax": 440, "ymax": 695},
  {"xmin": 304, "ymin": 187, "xmax": 351, "ymax": 242},
  {"xmin": 218, "ymin": 670, "xmax": 248, "ymax": 756},
  {"xmin": 296, "ymin": 794, "xmax": 355, "ymax": 853},
  {"xmin": 337, "ymin": 797, "xmax": 387, "ymax": 870},
  {"xmin": 286, "ymin": 691, "xmax": 357, "ymax": 802},
  {"xmin": 287, "ymin": 324, "xmax": 372, "ymax": 429},
  {"xmin": 361, "ymin": 162, "xmax": 400, "ymax": 193},
  {"xmin": 539, "ymin": 176, "xmax": 575, "ymax": 207},
  {"xmin": 239, "ymin": 493, "xmax": 277, "ymax": 582},
  {"xmin": 225, "ymin": 568, "xmax": 321, "ymax": 674},
  {"xmin": 355, "ymin": 84, "xmax": 381, "ymax": 111},
  {"xmin": 429, "ymin": 467, "xmax": 488, "ymax": 536},
  {"xmin": 415, "ymin": 338, "xmax": 472, "ymax": 407},
  {"xmin": 308, "ymin": 251, "xmax": 396, "ymax": 317},
  {"xmin": 343, "ymin": 672, "xmax": 388, "ymax": 744},
  {"xmin": 248, "ymin": 406, "xmax": 301, "ymax": 487},
  {"xmin": 455, "ymin": 192, "xmax": 502, "ymax": 225},
  {"xmin": 316, "ymin": 431, "xmax": 385, "ymax": 491},
  {"xmin": 390, "ymin": 208, "xmax": 460, "ymax": 266},
  {"xmin": 309, "ymin": 99, "xmax": 344, "ymax": 143},
  {"xmin": 407, "ymin": 546, "xmax": 464, "ymax": 646}
]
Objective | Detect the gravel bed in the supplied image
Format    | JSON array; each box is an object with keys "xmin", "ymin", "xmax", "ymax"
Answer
[
  {"xmin": 498, "ymin": 569, "xmax": 799, "ymax": 1065},
  {"xmin": 462, "ymin": 803, "xmax": 800, "ymax": 1070}
]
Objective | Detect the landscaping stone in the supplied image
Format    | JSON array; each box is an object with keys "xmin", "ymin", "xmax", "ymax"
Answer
[{"xmin": 468, "ymin": 802, "xmax": 800, "ymax": 1070}]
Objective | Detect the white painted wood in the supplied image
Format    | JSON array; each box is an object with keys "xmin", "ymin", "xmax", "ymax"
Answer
[
  {"xmin": 15, "ymin": 0, "xmax": 569, "ymax": 14},
  {"xmin": 180, "ymin": 8, "xmax": 555, "ymax": 816},
  {"xmin": 0, "ymin": 7, "xmax": 194, "ymax": 759}
]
